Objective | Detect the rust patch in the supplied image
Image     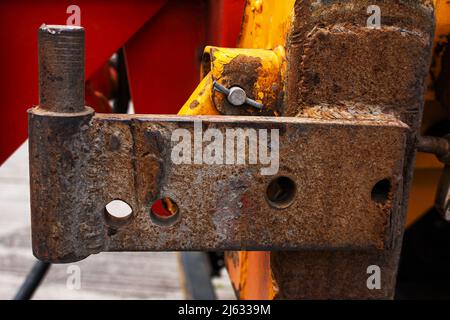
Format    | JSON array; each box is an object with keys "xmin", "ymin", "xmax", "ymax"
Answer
[
  {"xmin": 189, "ymin": 100, "xmax": 200, "ymax": 110},
  {"xmin": 214, "ymin": 55, "xmax": 265, "ymax": 116},
  {"xmin": 222, "ymin": 55, "xmax": 261, "ymax": 94}
]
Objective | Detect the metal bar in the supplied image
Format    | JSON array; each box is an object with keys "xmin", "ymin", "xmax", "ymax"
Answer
[
  {"xmin": 179, "ymin": 252, "xmax": 217, "ymax": 300},
  {"xmin": 417, "ymin": 135, "xmax": 450, "ymax": 163},
  {"xmin": 29, "ymin": 111, "xmax": 409, "ymax": 263},
  {"xmin": 417, "ymin": 135, "xmax": 450, "ymax": 219},
  {"xmin": 13, "ymin": 261, "xmax": 51, "ymax": 300}
]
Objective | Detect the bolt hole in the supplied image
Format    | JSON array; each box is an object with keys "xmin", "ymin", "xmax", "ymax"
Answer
[
  {"xmin": 150, "ymin": 197, "xmax": 180, "ymax": 226},
  {"xmin": 104, "ymin": 200, "xmax": 133, "ymax": 226},
  {"xmin": 371, "ymin": 179, "xmax": 392, "ymax": 204},
  {"xmin": 266, "ymin": 176, "xmax": 297, "ymax": 209}
]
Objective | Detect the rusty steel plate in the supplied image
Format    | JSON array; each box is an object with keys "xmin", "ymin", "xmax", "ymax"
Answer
[{"xmin": 29, "ymin": 110, "xmax": 408, "ymax": 263}]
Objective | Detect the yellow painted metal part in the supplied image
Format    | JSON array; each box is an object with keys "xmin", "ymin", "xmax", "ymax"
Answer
[
  {"xmin": 202, "ymin": 46, "xmax": 285, "ymax": 115},
  {"xmin": 177, "ymin": 0, "xmax": 450, "ymax": 299},
  {"xmin": 239, "ymin": 0, "xmax": 296, "ymax": 50},
  {"xmin": 178, "ymin": 72, "xmax": 219, "ymax": 116},
  {"xmin": 202, "ymin": 46, "xmax": 285, "ymax": 81},
  {"xmin": 225, "ymin": 251, "xmax": 275, "ymax": 300}
]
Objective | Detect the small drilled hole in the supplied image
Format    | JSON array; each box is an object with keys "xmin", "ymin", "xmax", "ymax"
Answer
[
  {"xmin": 104, "ymin": 200, "xmax": 133, "ymax": 226},
  {"xmin": 371, "ymin": 179, "xmax": 391, "ymax": 204},
  {"xmin": 266, "ymin": 176, "xmax": 297, "ymax": 209},
  {"xmin": 150, "ymin": 197, "xmax": 180, "ymax": 226}
]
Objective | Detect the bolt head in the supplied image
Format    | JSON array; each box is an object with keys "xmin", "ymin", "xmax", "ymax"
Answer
[{"xmin": 227, "ymin": 87, "xmax": 247, "ymax": 106}]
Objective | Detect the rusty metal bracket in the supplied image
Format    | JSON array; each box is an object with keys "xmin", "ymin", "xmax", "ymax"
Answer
[
  {"xmin": 29, "ymin": 110, "xmax": 408, "ymax": 263},
  {"xmin": 29, "ymin": 25, "xmax": 411, "ymax": 263}
]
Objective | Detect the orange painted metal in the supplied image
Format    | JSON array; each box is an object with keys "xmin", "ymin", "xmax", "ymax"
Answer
[{"xmin": 225, "ymin": 252, "xmax": 275, "ymax": 300}]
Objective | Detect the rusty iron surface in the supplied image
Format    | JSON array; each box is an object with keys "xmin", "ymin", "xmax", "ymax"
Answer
[
  {"xmin": 270, "ymin": 0, "xmax": 435, "ymax": 300},
  {"xmin": 38, "ymin": 25, "xmax": 85, "ymax": 113},
  {"xmin": 30, "ymin": 0, "xmax": 438, "ymax": 299},
  {"xmin": 220, "ymin": 0, "xmax": 436, "ymax": 300},
  {"xmin": 29, "ymin": 110, "xmax": 407, "ymax": 263},
  {"xmin": 417, "ymin": 135, "xmax": 450, "ymax": 163}
]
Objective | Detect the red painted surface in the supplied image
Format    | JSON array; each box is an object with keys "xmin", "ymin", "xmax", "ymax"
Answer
[
  {"xmin": 0, "ymin": 0, "xmax": 245, "ymax": 164},
  {"xmin": 0, "ymin": 0, "xmax": 165, "ymax": 164},
  {"xmin": 207, "ymin": 0, "xmax": 245, "ymax": 47},
  {"xmin": 125, "ymin": 0, "xmax": 245, "ymax": 115},
  {"xmin": 125, "ymin": 0, "xmax": 208, "ymax": 115}
]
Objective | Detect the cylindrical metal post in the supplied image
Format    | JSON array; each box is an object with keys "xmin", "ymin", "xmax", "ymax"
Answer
[
  {"xmin": 38, "ymin": 24, "xmax": 85, "ymax": 113},
  {"xmin": 30, "ymin": 24, "xmax": 94, "ymax": 263}
]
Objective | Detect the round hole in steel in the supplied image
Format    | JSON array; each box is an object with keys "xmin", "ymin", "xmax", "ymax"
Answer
[
  {"xmin": 266, "ymin": 176, "xmax": 297, "ymax": 209},
  {"xmin": 104, "ymin": 199, "xmax": 133, "ymax": 226},
  {"xmin": 150, "ymin": 197, "xmax": 180, "ymax": 226},
  {"xmin": 371, "ymin": 179, "xmax": 392, "ymax": 204}
]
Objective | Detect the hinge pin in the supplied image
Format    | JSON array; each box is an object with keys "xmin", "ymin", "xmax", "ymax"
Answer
[{"xmin": 213, "ymin": 81, "xmax": 263, "ymax": 109}]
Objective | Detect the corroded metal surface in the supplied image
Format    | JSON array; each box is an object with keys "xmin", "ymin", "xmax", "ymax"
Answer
[
  {"xmin": 29, "ymin": 110, "xmax": 408, "ymax": 263},
  {"xmin": 275, "ymin": 0, "xmax": 434, "ymax": 300},
  {"xmin": 29, "ymin": 1, "xmax": 438, "ymax": 300},
  {"xmin": 202, "ymin": 46, "xmax": 284, "ymax": 116},
  {"xmin": 38, "ymin": 25, "xmax": 85, "ymax": 113},
  {"xmin": 417, "ymin": 135, "xmax": 450, "ymax": 163},
  {"xmin": 223, "ymin": 0, "xmax": 435, "ymax": 300}
]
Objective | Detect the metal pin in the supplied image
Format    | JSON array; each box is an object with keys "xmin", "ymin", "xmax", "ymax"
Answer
[
  {"xmin": 213, "ymin": 81, "xmax": 263, "ymax": 109},
  {"xmin": 417, "ymin": 135, "xmax": 450, "ymax": 221},
  {"xmin": 38, "ymin": 24, "xmax": 85, "ymax": 113}
]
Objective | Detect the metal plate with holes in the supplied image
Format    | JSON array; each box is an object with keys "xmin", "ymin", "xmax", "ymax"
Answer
[{"xmin": 29, "ymin": 111, "xmax": 408, "ymax": 263}]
